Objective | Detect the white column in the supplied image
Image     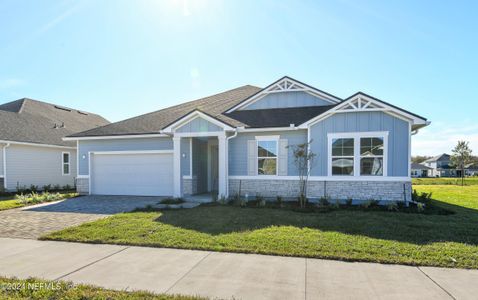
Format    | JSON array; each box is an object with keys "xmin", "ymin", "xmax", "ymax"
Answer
[
  {"xmin": 218, "ymin": 133, "xmax": 227, "ymax": 198},
  {"xmin": 173, "ymin": 136, "xmax": 182, "ymax": 197}
]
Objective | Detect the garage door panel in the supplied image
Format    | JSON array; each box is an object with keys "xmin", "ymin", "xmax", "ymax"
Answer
[{"xmin": 91, "ymin": 153, "xmax": 173, "ymax": 196}]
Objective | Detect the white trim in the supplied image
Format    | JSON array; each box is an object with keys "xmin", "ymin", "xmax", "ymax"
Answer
[
  {"xmin": 162, "ymin": 110, "xmax": 234, "ymax": 133},
  {"xmin": 327, "ymin": 132, "xmax": 388, "ymax": 177},
  {"xmin": 238, "ymin": 127, "xmax": 302, "ymax": 132},
  {"xmin": 76, "ymin": 140, "xmax": 79, "ymax": 177},
  {"xmin": 2, "ymin": 143, "xmax": 9, "ymax": 190},
  {"xmin": 0, "ymin": 175, "xmax": 3, "ymax": 178},
  {"xmin": 63, "ymin": 134, "xmax": 169, "ymax": 141},
  {"xmin": 182, "ymin": 175, "xmax": 193, "ymax": 179},
  {"xmin": 299, "ymin": 93, "xmax": 427, "ymax": 128},
  {"xmin": 173, "ymin": 137, "xmax": 182, "ymax": 197},
  {"xmin": 255, "ymin": 135, "xmax": 280, "ymax": 141},
  {"xmin": 88, "ymin": 152, "xmax": 92, "ymax": 195},
  {"xmin": 408, "ymin": 122, "xmax": 412, "ymax": 177},
  {"xmin": 174, "ymin": 131, "xmax": 226, "ymax": 138},
  {"xmin": 0, "ymin": 140, "xmax": 75, "ymax": 149},
  {"xmin": 77, "ymin": 175, "xmax": 89, "ymax": 179},
  {"xmin": 90, "ymin": 150, "xmax": 173, "ymax": 155},
  {"xmin": 226, "ymin": 77, "xmax": 341, "ymax": 113},
  {"xmin": 62, "ymin": 151, "xmax": 71, "ymax": 176},
  {"xmin": 256, "ymin": 136, "xmax": 279, "ymax": 176},
  {"xmin": 189, "ymin": 137, "xmax": 193, "ymax": 177},
  {"xmin": 228, "ymin": 175, "xmax": 411, "ymax": 182}
]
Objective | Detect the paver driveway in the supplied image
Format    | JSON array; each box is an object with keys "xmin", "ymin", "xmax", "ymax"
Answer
[{"xmin": 0, "ymin": 196, "xmax": 162, "ymax": 239}]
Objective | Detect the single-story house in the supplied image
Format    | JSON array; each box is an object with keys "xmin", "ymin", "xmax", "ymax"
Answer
[
  {"xmin": 411, "ymin": 162, "xmax": 432, "ymax": 177},
  {"xmin": 0, "ymin": 98, "xmax": 109, "ymax": 192},
  {"xmin": 65, "ymin": 77, "xmax": 429, "ymax": 202}
]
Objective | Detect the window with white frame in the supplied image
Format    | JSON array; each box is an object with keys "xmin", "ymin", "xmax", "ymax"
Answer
[
  {"xmin": 62, "ymin": 152, "xmax": 70, "ymax": 175},
  {"xmin": 360, "ymin": 137, "xmax": 384, "ymax": 176},
  {"xmin": 331, "ymin": 138, "xmax": 355, "ymax": 175},
  {"xmin": 257, "ymin": 140, "xmax": 278, "ymax": 175},
  {"xmin": 329, "ymin": 132, "xmax": 387, "ymax": 177}
]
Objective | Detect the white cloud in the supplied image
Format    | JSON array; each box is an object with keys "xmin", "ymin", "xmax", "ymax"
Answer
[{"xmin": 412, "ymin": 121, "xmax": 478, "ymax": 156}]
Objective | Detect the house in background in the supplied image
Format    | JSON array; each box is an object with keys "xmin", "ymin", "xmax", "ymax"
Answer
[
  {"xmin": 411, "ymin": 162, "xmax": 432, "ymax": 178},
  {"xmin": 65, "ymin": 76, "xmax": 429, "ymax": 203},
  {"xmin": 422, "ymin": 154, "xmax": 457, "ymax": 177},
  {"xmin": 0, "ymin": 98, "xmax": 109, "ymax": 192}
]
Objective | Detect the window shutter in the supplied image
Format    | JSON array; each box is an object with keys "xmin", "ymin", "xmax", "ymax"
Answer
[
  {"xmin": 247, "ymin": 140, "xmax": 257, "ymax": 176},
  {"xmin": 278, "ymin": 139, "xmax": 288, "ymax": 176}
]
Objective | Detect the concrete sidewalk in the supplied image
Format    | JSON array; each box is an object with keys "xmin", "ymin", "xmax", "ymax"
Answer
[{"xmin": 0, "ymin": 238, "xmax": 476, "ymax": 300}]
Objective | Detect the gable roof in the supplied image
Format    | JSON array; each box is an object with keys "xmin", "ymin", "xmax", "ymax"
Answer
[
  {"xmin": 67, "ymin": 77, "xmax": 429, "ymax": 139},
  {"xmin": 411, "ymin": 162, "xmax": 432, "ymax": 170},
  {"xmin": 423, "ymin": 153, "xmax": 450, "ymax": 163},
  {"xmin": 0, "ymin": 98, "xmax": 109, "ymax": 147},
  {"xmin": 225, "ymin": 76, "xmax": 342, "ymax": 113}
]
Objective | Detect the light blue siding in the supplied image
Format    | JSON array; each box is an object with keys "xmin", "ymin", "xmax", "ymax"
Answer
[
  {"xmin": 241, "ymin": 91, "xmax": 332, "ymax": 110},
  {"xmin": 78, "ymin": 137, "xmax": 173, "ymax": 175},
  {"xmin": 309, "ymin": 111, "xmax": 409, "ymax": 177},
  {"xmin": 228, "ymin": 130, "xmax": 307, "ymax": 176},
  {"xmin": 176, "ymin": 117, "xmax": 222, "ymax": 133},
  {"xmin": 181, "ymin": 138, "xmax": 191, "ymax": 176}
]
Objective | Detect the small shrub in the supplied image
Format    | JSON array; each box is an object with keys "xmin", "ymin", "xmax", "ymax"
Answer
[
  {"xmin": 362, "ymin": 199, "xmax": 379, "ymax": 209},
  {"xmin": 240, "ymin": 198, "xmax": 247, "ymax": 208},
  {"xmin": 53, "ymin": 184, "xmax": 61, "ymax": 191},
  {"xmin": 29, "ymin": 185, "xmax": 39, "ymax": 193},
  {"xmin": 15, "ymin": 194, "xmax": 29, "ymax": 204},
  {"xmin": 417, "ymin": 202, "xmax": 425, "ymax": 213},
  {"xmin": 160, "ymin": 197, "xmax": 185, "ymax": 205},
  {"xmin": 42, "ymin": 184, "xmax": 52, "ymax": 192},
  {"xmin": 387, "ymin": 201, "xmax": 398, "ymax": 212},
  {"xmin": 219, "ymin": 195, "xmax": 228, "ymax": 205},
  {"xmin": 318, "ymin": 196, "xmax": 330, "ymax": 207},
  {"xmin": 63, "ymin": 184, "xmax": 72, "ymax": 191},
  {"xmin": 345, "ymin": 198, "xmax": 353, "ymax": 207},
  {"xmin": 276, "ymin": 196, "xmax": 284, "ymax": 208},
  {"xmin": 230, "ymin": 193, "xmax": 241, "ymax": 206},
  {"xmin": 332, "ymin": 199, "xmax": 341, "ymax": 209}
]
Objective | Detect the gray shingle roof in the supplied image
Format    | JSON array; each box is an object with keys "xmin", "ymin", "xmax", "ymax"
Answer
[
  {"xmin": 68, "ymin": 85, "xmax": 263, "ymax": 137},
  {"xmin": 411, "ymin": 162, "xmax": 432, "ymax": 170},
  {"xmin": 423, "ymin": 154, "xmax": 450, "ymax": 163},
  {"xmin": 0, "ymin": 98, "xmax": 109, "ymax": 147}
]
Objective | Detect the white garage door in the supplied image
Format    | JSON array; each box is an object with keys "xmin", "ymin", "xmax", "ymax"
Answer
[{"xmin": 91, "ymin": 152, "xmax": 174, "ymax": 196}]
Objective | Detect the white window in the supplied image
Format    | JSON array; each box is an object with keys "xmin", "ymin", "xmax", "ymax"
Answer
[
  {"xmin": 360, "ymin": 137, "xmax": 384, "ymax": 176},
  {"xmin": 331, "ymin": 138, "xmax": 354, "ymax": 175},
  {"xmin": 328, "ymin": 132, "xmax": 388, "ymax": 177},
  {"xmin": 62, "ymin": 152, "xmax": 70, "ymax": 175},
  {"xmin": 257, "ymin": 139, "xmax": 278, "ymax": 175}
]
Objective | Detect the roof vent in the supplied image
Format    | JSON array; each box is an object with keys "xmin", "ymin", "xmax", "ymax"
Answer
[{"xmin": 54, "ymin": 105, "xmax": 71, "ymax": 112}]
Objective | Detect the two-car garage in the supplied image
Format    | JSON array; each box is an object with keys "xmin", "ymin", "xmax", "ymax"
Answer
[{"xmin": 90, "ymin": 151, "xmax": 174, "ymax": 196}]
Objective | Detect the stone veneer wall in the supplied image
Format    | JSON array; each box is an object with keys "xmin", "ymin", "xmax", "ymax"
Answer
[
  {"xmin": 182, "ymin": 177, "xmax": 198, "ymax": 196},
  {"xmin": 76, "ymin": 177, "xmax": 89, "ymax": 195},
  {"xmin": 228, "ymin": 179, "xmax": 411, "ymax": 202}
]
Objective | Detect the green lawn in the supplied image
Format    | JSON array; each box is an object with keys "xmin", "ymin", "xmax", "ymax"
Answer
[
  {"xmin": 42, "ymin": 185, "xmax": 478, "ymax": 269},
  {"xmin": 413, "ymin": 177, "xmax": 478, "ymax": 185},
  {"xmin": 0, "ymin": 277, "xmax": 205, "ymax": 299},
  {"xmin": 0, "ymin": 193, "xmax": 78, "ymax": 211}
]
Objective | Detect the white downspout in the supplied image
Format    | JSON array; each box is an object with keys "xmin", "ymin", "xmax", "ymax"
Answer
[
  {"xmin": 225, "ymin": 128, "xmax": 239, "ymax": 197},
  {"xmin": 3, "ymin": 143, "xmax": 10, "ymax": 191}
]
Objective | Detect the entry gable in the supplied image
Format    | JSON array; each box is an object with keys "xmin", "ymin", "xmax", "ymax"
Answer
[
  {"xmin": 226, "ymin": 76, "xmax": 342, "ymax": 113},
  {"xmin": 161, "ymin": 110, "xmax": 234, "ymax": 134}
]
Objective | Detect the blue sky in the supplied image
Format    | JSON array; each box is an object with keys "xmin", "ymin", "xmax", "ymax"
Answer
[{"xmin": 1, "ymin": 0, "xmax": 477, "ymax": 156}]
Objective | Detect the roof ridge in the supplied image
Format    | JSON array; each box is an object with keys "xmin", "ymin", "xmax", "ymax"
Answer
[{"xmin": 9, "ymin": 97, "xmax": 105, "ymax": 118}]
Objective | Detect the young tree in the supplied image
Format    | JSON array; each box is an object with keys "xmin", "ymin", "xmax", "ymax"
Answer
[
  {"xmin": 288, "ymin": 140, "xmax": 316, "ymax": 208},
  {"xmin": 451, "ymin": 141, "xmax": 473, "ymax": 186}
]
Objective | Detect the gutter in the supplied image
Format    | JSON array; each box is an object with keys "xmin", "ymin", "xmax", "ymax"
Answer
[
  {"xmin": 225, "ymin": 128, "xmax": 239, "ymax": 196},
  {"xmin": 3, "ymin": 143, "xmax": 10, "ymax": 191}
]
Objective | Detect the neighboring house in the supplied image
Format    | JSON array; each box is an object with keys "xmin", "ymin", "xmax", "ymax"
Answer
[
  {"xmin": 465, "ymin": 163, "xmax": 478, "ymax": 176},
  {"xmin": 422, "ymin": 154, "xmax": 456, "ymax": 177},
  {"xmin": 411, "ymin": 162, "xmax": 432, "ymax": 178},
  {"xmin": 65, "ymin": 76, "xmax": 429, "ymax": 202},
  {"xmin": 0, "ymin": 98, "xmax": 109, "ymax": 192}
]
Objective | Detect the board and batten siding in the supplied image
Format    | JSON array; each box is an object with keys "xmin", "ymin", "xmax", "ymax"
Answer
[
  {"xmin": 309, "ymin": 111, "xmax": 410, "ymax": 177},
  {"xmin": 5, "ymin": 144, "xmax": 77, "ymax": 190},
  {"xmin": 241, "ymin": 91, "xmax": 332, "ymax": 110},
  {"xmin": 228, "ymin": 130, "xmax": 307, "ymax": 176},
  {"xmin": 176, "ymin": 117, "xmax": 222, "ymax": 133},
  {"xmin": 0, "ymin": 145, "xmax": 4, "ymax": 177},
  {"xmin": 78, "ymin": 137, "xmax": 173, "ymax": 176}
]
